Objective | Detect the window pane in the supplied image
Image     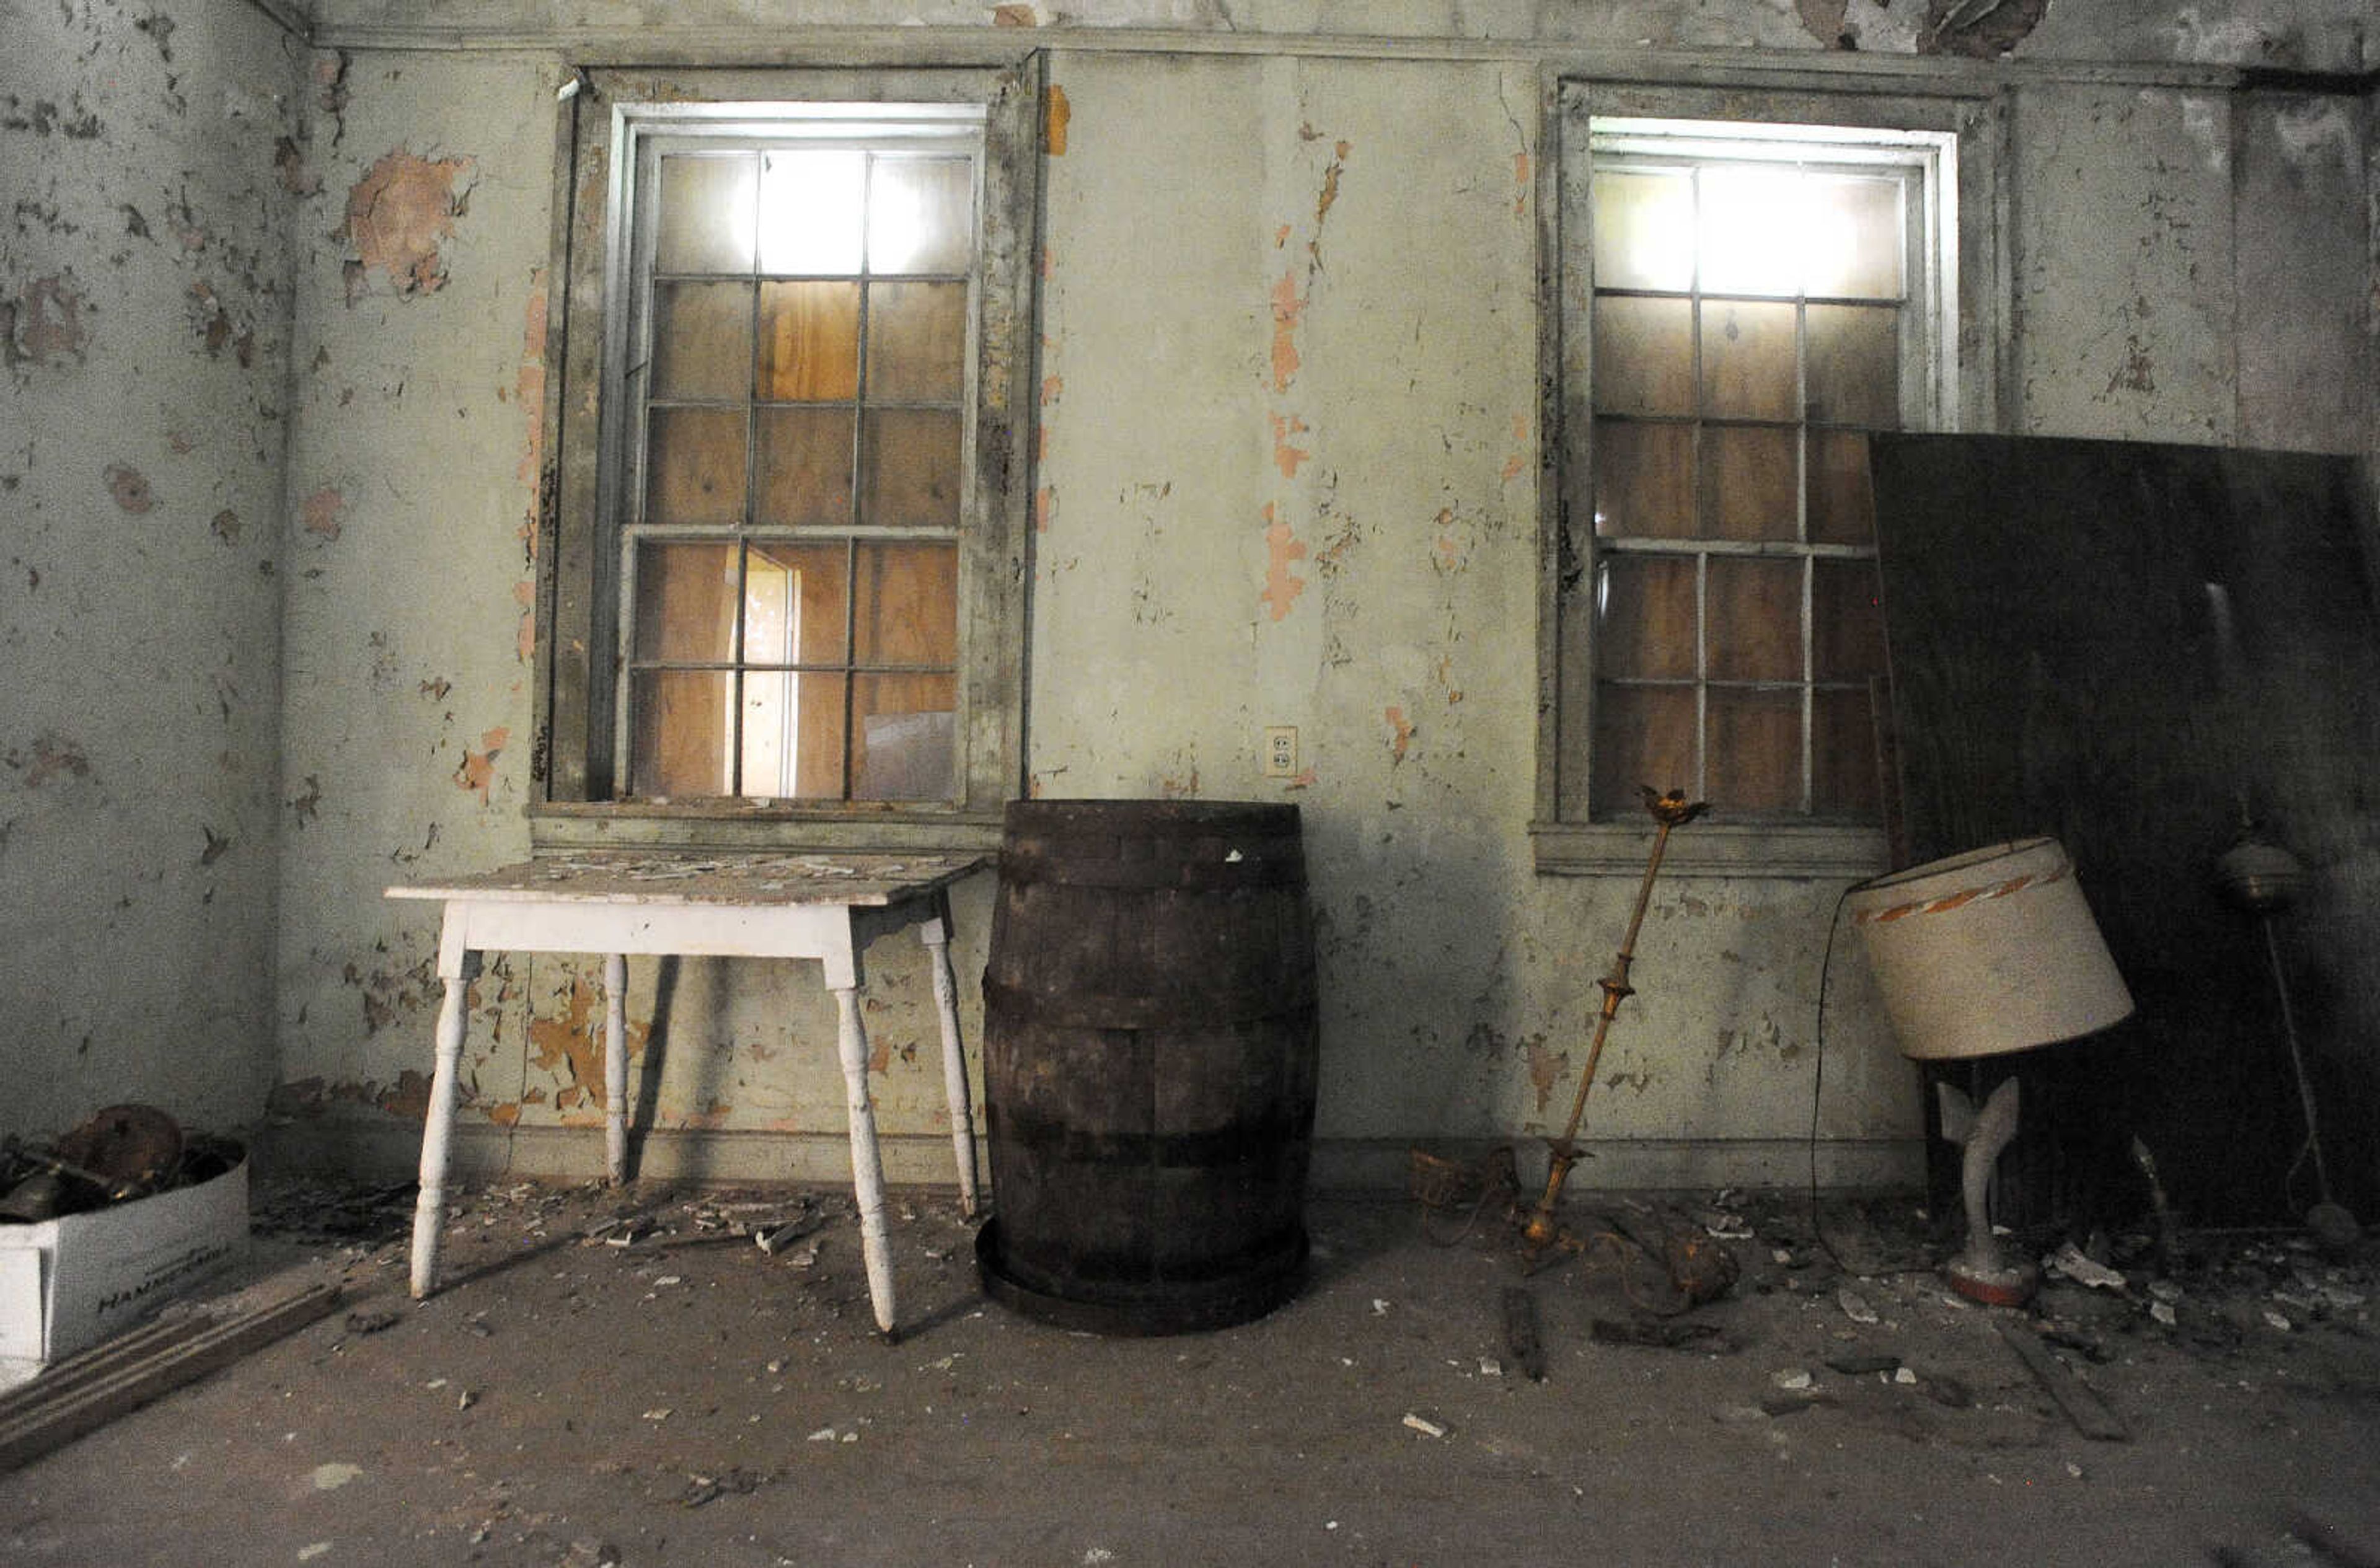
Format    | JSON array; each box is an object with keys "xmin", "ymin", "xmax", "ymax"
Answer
[
  {"xmin": 1591, "ymin": 168, "xmax": 1694, "ymax": 292},
  {"xmin": 1592, "ymin": 420, "xmax": 1691, "ymax": 539},
  {"xmin": 630, "ymin": 669, "xmax": 733, "ymax": 798},
  {"xmin": 1699, "ymin": 300, "xmax": 1797, "ymax": 420},
  {"xmin": 633, "ymin": 540, "xmax": 739, "ymax": 663},
  {"xmin": 1812, "ymin": 686, "xmax": 1882, "ymax": 818},
  {"xmin": 645, "ymin": 407, "xmax": 747, "ymax": 527},
  {"xmin": 654, "ymin": 153, "xmax": 756, "ymax": 276},
  {"xmin": 854, "ymin": 541, "xmax": 958, "ymax": 665},
  {"xmin": 756, "ymin": 407, "xmax": 855, "ymax": 528},
  {"xmin": 1593, "ymin": 684, "xmax": 1695, "ymax": 808},
  {"xmin": 1807, "ymin": 429, "xmax": 1876, "ymax": 545},
  {"xmin": 1707, "ymin": 687, "xmax": 1800, "ymax": 813},
  {"xmin": 1812, "ymin": 560, "xmax": 1885, "ymax": 681},
  {"xmin": 1698, "ymin": 165, "xmax": 1804, "ymax": 298},
  {"xmin": 1805, "ymin": 173, "xmax": 1904, "ymax": 299},
  {"xmin": 783, "ymin": 672, "xmax": 850, "ymax": 799},
  {"xmin": 866, "ymin": 281, "xmax": 967, "ymax": 402},
  {"xmin": 860, "ymin": 408, "xmax": 962, "ymax": 529},
  {"xmin": 1699, "ymin": 425, "xmax": 1797, "ymax": 541},
  {"xmin": 1706, "ymin": 558, "xmax": 1800, "ymax": 680},
  {"xmin": 650, "ymin": 281, "xmax": 754, "ymax": 402},
  {"xmin": 1592, "ymin": 296, "xmax": 1693, "ymax": 416},
  {"xmin": 759, "ymin": 281, "xmax": 860, "ymax": 401},
  {"xmin": 853, "ymin": 672, "xmax": 958, "ymax": 801},
  {"xmin": 868, "ymin": 157, "xmax": 974, "ymax": 276},
  {"xmin": 756, "ymin": 150, "xmax": 865, "ymax": 275},
  {"xmin": 1807, "ymin": 304, "xmax": 1900, "ymax": 428},
  {"xmin": 1595, "ymin": 555, "xmax": 1695, "ymax": 679},
  {"xmin": 744, "ymin": 540, "xmax": 850, "ymax": 665}
]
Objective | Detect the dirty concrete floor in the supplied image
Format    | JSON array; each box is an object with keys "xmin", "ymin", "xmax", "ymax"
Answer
[{"xmin": 2, "ymin": 1177, "xmax": 2378, "ymax": 1567}]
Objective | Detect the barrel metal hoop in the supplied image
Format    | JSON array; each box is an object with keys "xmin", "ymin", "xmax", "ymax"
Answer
[{"xmin": 983, "ymin": 976, "xmax": 1316, "ymax": 1030}]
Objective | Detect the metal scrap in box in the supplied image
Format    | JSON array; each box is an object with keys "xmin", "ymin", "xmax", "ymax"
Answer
[{"xmin": 0, "ymin": 1148, "xmax": 249, "ymax": 1386}]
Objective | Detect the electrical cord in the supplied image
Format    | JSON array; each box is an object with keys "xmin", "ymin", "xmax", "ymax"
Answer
[{"xmin": 1807, "ymin": 874, "xmax": 1938, "ymax": 1280}]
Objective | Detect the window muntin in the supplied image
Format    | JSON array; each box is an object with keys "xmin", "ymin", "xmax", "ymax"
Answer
[
  {"xmin": 1580, "ymin": 119, "xmax": 1953, "ymax": 826},
  {"xmin": 608, "ymin": 109, "xmax": 984, "ymax": 805}
]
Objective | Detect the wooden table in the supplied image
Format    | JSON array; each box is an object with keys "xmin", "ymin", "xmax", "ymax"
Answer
[{"xmin": 385, "ymin": 852, "xmax": 987, "ymax": 1336}]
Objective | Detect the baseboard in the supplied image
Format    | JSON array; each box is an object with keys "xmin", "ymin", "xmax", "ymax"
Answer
[{"xmin": 254, "ymin": 1118, "xmax": 1923, "ymax": 1197}]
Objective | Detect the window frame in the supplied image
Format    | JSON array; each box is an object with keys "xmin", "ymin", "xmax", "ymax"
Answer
[
  {"xmin": 528, "ymin": 63, "xmax": 1039, "ymax": 855},
  {"xmin": 1533, "ymin": 74, "xmax": 2008, "ymax": 878}
]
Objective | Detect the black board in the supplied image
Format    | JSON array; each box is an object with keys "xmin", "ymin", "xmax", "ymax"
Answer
[{"xmin": 1869, "ymin": 433, "xmax": 2379, "ymax": 1228}]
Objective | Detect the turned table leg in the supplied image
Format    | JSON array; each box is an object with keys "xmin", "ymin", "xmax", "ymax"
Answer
[
  {"xmin": 410, "ymin": 935, "xmax": 482, "ymax": 1300},
  {"xmin": 919, "ymin": 893, "xmax": 979, "ymax": 1217},
  {"xmin": 604, "ymin": 953, "xmax": 629, "ymax": 1186},
  {"xmin": 832, "ymin": 982, "xmax": 898, "ymax": 1336}
]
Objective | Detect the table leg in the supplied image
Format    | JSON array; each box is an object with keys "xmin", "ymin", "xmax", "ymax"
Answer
[
  {"xmin": 919, "ymin": 897, "xmax": 979, "ymax": 1217},
  {"xmin": 832, "ymin": 984, "xmax": 897, "ymax": 1336},
  {"xmin": 604, "ymin": 953, "xmax": 628, "ymax": 1186},
  {"xmin": 410, "ymin": 942, "xmax": 482, "ymax": 1300}
]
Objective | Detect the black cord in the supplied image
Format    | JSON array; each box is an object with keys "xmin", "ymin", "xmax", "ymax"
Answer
[{"xmin": 1807, "ymin": 876, "xmax": 1937, "ymax": 1280}]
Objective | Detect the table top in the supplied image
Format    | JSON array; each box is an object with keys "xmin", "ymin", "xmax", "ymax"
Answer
[{"xmin": 386, "ymin": 852, "xmax": 989, "ymax": 909}]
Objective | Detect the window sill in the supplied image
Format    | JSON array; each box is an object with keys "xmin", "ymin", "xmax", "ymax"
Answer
[
  {"xmin": 527, "ymin": 799, "xmax": 1006, "ymax": 857},
  {"xmin": 1530, "ymin": 819, "xmax": 1887, "ymax": 880}
]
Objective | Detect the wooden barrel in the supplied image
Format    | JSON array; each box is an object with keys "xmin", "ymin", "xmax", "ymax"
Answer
[{"xmin": 975, "ymin": 799, "xmax": 1318, "ymax": 1334}]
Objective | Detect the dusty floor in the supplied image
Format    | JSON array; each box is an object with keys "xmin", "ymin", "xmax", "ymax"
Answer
[{"xmin": 2, "ymin": 1174, "xmax": 2377, "ymax": 1567}]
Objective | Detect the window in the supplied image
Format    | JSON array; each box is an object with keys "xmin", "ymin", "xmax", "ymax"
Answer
[
  {"xmin": 1538, "ymin": 82, "xmax": 2001, "ymax": 876},
  {"xmin": 532, "ymin": 68, "xmax": 1036, "ymax": 852}
]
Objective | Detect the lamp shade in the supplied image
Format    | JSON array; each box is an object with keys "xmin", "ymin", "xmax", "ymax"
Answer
[{"xmin": 1846, "ymin": 837, "xmax": 2134, "ymax": 1061}]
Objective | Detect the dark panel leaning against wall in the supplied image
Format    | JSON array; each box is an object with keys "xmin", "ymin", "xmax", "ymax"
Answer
[{"xmin": 1870, "ymin": 433, "xmax": 2380, "ymax": 1230}]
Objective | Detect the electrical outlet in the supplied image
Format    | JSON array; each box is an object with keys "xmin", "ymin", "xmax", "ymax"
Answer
[{"xmin": 1262, "ymin": 726, "xmax": 1298, "ymax": 778}]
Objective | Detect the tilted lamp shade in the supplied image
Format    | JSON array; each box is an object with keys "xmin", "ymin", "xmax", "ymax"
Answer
[{"xmin": 1846, "ymin": 837, "xmax": 2135, "ymax": 1060}]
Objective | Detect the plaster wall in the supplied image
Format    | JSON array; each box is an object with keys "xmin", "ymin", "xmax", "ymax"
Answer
[
  {"xmin": 0, "ymin": 0, "xmax": 302, "ymax": 1139},
  {"xmin": 22, "ymin": 0, "xmax": 2365, "ymax": 1195}
]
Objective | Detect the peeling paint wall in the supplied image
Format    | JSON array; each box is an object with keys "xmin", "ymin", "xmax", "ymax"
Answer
[
  {"xmin": 269, "ymin": 4, "xmax": 2371, "ymax": 1192},
  {"xmin": 11, "ymin": 0, "xmax": 2370, "ymax": 1194},
  {"xmin": 0, "ymin": 0, "xmax": 301, "ymax": 1137}
]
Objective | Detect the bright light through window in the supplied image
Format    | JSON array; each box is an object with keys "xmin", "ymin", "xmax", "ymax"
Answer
[{"xmin": 755, "ymin": 150, "xmax": 865, "ymax": 275}]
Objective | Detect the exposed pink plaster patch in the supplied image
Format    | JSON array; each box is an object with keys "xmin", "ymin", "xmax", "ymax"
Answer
[
  {"xmin": 515, "ymin": 267, "xmax": 548, "ymax": 555},
  {"xmin": 1043, "ymin": 83, "xmax": 1069, "ymax": 156},
  {"xmin": 1034, "ymin": 483, "xmax": 1056, "ymax": 534},
  {"xmin": 456, "ymin": 726, "xmax": 508, "ymax": 803},
  {"xmin": 302, "ymin": 486, "xmax": 345, "ymax": 540},
  {"xmin": 1434, "ymin": 507, "xmax": 1463, "ymax": 571},
  {"xmin": 1514, "ymin": 151, "xmax": 1532, "ymax": 217},
  {"xmin": 1260, "ymin": 506, "xmax": 1307, "ymax": 622},
  {"xmin": 104, "ymin": 464, "xmax": 154, "ymax": 513},
  {"xmin": 1502, "ymin": 413, "xmax": 1529, "ymax": 483},
  {"xmin": 1041, "ymin": 372, "xmax": 1062, "ymax": 407},
  {"xmin": 514, "ymin": 579, "xmax": 536, "ymax": 663},
  {"xmin": 1386, "ymin": 705, "xmax": 1413, "ymax": 763},
  {"xmin": 1315, "ymin": 141, "xmax": 1351, "ymax": 226},
  {"xmin": 1269, "ymin": 412, "xmax": 1311, "ymax": 478},
  {"xmin": 11, "ymin": 275, "xmax": 89, "ymax": 365},
  {"xmin": 340, "ymin": 148, "xmax": 475, "ymax": 299},
  {"xmin": 1285, "ymin": 766, "xmax": 1318, "ymax": 790},
  {"xmin": 1269, "ymin": 271, "xmax": 1307, "ymax": 393}
]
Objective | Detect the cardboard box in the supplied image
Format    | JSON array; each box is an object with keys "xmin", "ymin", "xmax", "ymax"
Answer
[{"xmin": 0, "ymin": 1152, "xmax": 249, "ymax": 1386}]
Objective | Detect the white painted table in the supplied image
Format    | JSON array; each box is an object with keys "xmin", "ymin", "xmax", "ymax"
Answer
[{"xmin": 385, "ymin": 851, "xmax": 987, "ymax": 1336}]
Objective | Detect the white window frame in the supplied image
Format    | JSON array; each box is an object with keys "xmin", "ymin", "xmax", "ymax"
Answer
[
  {"xmin": 526, "ymin": 63, "xmax": 1038, "ymax": 857},
  {"xmin": 1533, "ymin": 76, "xmax": 2006, "ymax": 878},
  {"xmin": 604, "ymin": 103, "xmax": 985, "ymax": 806}
]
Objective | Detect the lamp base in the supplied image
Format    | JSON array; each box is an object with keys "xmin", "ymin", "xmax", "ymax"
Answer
[{"xmin": 1946, "ymin": 1253, "xmax": 2038, "ymax": 1308}]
